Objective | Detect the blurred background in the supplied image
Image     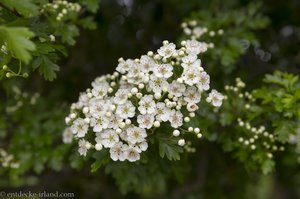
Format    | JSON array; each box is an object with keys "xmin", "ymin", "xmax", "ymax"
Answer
[{"xmin": 1, "ymin": 0, "xmax": 300, "ymax": 198}]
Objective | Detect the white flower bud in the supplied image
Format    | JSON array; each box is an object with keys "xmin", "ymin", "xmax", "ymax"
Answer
[
  {"xmin": 154, "ymin": 121, "xmax": 160, "ymax": 127},
  {"xmin": 131, "ymin": 87, "xmax": 138, "ymax": 94},
  {"xmin": 136, "ymin": 93, "xmax": 143, "ymax": 99},
  {"xmin": 184, "ymin": 117, "xmax": 190, "ymax": 122},
  {"xmin": 119, "ymin": 122, "xmax": 126, "ymax": 128},
  {"xmin": 116, "ymin": 128, "xmax": 122, "ymax": 134},
  {"xmin": 83, "ymin": 107, "xmax": 89, "ymax": 114},
  {"xmin": 154, "ymin": 93, "xmax": 161, "ymax": 99},
  {"xmin": 70, "ymin": 113, "xmax": 77, "ymax": 119},
  {"xmin": 85, "ymin": 142, "xmax": 91, "ymax": 149},
  {"xmin": 189, "ymin": 112, "xmax": 195, "ymax": 118},
  {"xmin": 188, "ymin": 127, "xmax": 193, "ymax": 132},
  {"xmin": 178, "ymin": 139, "xmax": 185, "ymax": 146},
  {"xmin": 108, "ymin": 87, "xmax": 113, "ymax": 93},
  {"xmin": 138, "ymin": 83, "xmax": 145, "ymax": 89},
  {"xmin": 173, "ymin": 130, "xmax": 180, "ymax": 137},
  {"xmin": 147, "ymin": 51, "xmax": 153, "ymax": 56},
  {"xmin": 65, "ymin": 117, "xmax": 71, "ymax": 124},
  {"xmin": 125, "ymin": 119, "xmax": 131, "ymax": 125},
  {"xmin": 194, "ymin": 128, "xmax": 200, "ymax": 133},
  {"xmin": 95, "ymin": 143, "xmax": 103, "ymax": 151},
  {"xmin": 197, "ymin": 133, "xmax": 202, "ymax": 138}
]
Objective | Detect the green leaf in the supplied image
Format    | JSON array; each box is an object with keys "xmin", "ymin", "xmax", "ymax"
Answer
[
  {"xmin": 0, "ymin": 26, "xmax": 35, "ymax": 63},
  {"xmin": 91, "ymin": 150, "xmax": 110, "ymax": 172},
  {"xmin": 262, "ymin": 159, "xmax": 274, "ymax": 175},
  {"xmin": 159, "ymin": 139, "xmax": 183, "ymax": 161},
  {"xmin": 32, "ymin": 56, "xmax": 59, "ymax": 81},
  {"xmin": 80, "ymin": 0, "xmax": 100, "ymax": 13},
  {"xmin": 1, "ymin": 0, "xmax": 39, "ymax": 17},
  {"xmin": 273, "ymin": 121, "xmax": 295, "ymax": 142}
]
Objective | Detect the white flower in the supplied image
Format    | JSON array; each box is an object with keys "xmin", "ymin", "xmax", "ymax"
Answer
[
  {"xmin": 206, "ymin": 89, "xmax": 224, "ymax": 107},
  {"xmin": 182, "ymin": 67, "xmax": 200, "ymax": 86},
  {"xmin": 89, "ymin": 99, "xmax": 109, "ymax": 117},
  {"xmin": 78, "ymin": 139, "xmax": 91, "ymax": 156},
  {"xmin": 184, "ymin": 86, "xmax": 201, "ymax": 104},
  {"xmin": 138, "ymin": 95, "xmax": 156, "ymax": 115},
  {"xmin": 125, "ymin": 146, "xmax": 140, "ymax": 162},
  {"xmin": 116, "ymin": 101, "xmax": 136, "ymax": 119},
  {"xmin": 140, "ymin": 55, "xmax": 156, "ymax": 73},
  {"xmin": 169, "ymin": 80, "xmax": 186, "ymax": 97},
  {"xmin": 70, "ymin": 118, "xmax": 88, "ymax": 138},
  {"xmin": 149, "ymin": 75, "xmax": 169, "ymax": 93},
  {"xmin": 157, "ymin": 43, "xmax": 176, "ymax": 59},
  {"xmin": 181, "ymin": 54, "xmax": 198, "ymax": 68},
  {"xmin": 136, "ymin": 141, "xmax": 148, "ymax": 152},
  {"xmin": 99, "ymin": 129, "xmax": 120, "ymax": 148},
  {"xmin": 185, "ymin": 40, "xmax": 208, "ymax": 54},
  {"xmin": 169, "ymin": 110, "xmax": 183, "ymax": 128},
  {"xmin": 91, "ymin": 81, "xmax": 109, "ymax": 98},
  {"xmin": 187, "ymin": 103, "xmax": 199, "ymax": 112},
  {"xmin": 198, "ymin": 71, "xmax": 210, "ymax": 91},
  {"xmin": 127, "ymin": 126, "xmax": 147, "ymax": 144},
  {"xmin": 137, "ymin": 114, "xmax": 155, "ymax": 129},
  {"xmin": 110, "ymin": 142, "xmax": 127, "ymax": 161},
  {"xmin": 116, "ymin": 59, "xmax": 134, "ymax": 74},
  {"xmin": 153, "ymin": 64, "xmax": 173, "ymax": 78},
  {"xmin": 155, "ymin": 102, "xmax": 171, "ymax": 122},
  {"xmin": 113, "ymin": 89, "xmax": 129, "ymax": 104},
  {"xmin": 90, "ymin": 116, "xmax": 110, "ymax": 132},
  {"xmin": 127, "ymin": 62, "xmax": 141, "ymax": 78},
  {"xmin": 62, "ymin": 128, "xmax": 73, "ymax": 144},
  {"xmin": 108, "ymin": 115, "xmax": 123, "ymax": 129}
]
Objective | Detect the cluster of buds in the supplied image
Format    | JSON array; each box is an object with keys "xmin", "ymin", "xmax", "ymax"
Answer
[
  {"xmin": 0, "ymin": 148, "xmax": 19, "ymax": 169},
  {"xmin": 224, "ymin": 78, "xmax": 255, "ymax": 109},
  {"xmin": 237, "ymin": 118, "xmax": 285, "ymax": 159},
  {"xmin": 41, "ymin": 0, "xmax": 81, "ymax": 21},
  {"xmin": 65, "ymin": 39, "xmax": 224, "ymax": 162},
  {"xmin": 6, "ymin": 86, "xmax": 40, "ymax": 114},
  {"xmin": 181, "ymin": 20, "xmax": 223, "ymax": 43}
]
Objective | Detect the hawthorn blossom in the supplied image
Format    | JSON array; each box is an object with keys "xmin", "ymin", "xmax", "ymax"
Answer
[
  {"xmin": 116, "ymin": 101, "xmax": 136, "ymax": 119},
  {"xmin": 125, "ymin": 146, "xmax": 141, "ymax": 162},
  {"xmin": 138, "ymin": 95, "xmax": 156, "ymax": 115},
  {"xmin": 137, "ymin": 114, "xmax": 155, "ymax": 129},
  {"xmin": 206, "ymin": 89, "xmax": 224, "ymax": 107},
  {"xmin": 184, "ymin": 86, "xmax": 201, "ymax": 104},
  {"xmin": 78, "ymin": 139, "xmax": 91, "ymax": 156},
  {"xmin": 169, "ymin": 110, "xmax": 183, "ymax": 128},
  {"xmin": 65, "ymin": 39, "xmax": 224, "ymax": 162},
  {"xmin": 157, "ymin": 43, "xmax": 176, "ymax": 59},
  {"xmin": 153, "ymin": 64, "xmax": 173, "ymax": 78},
  {"xmin": 71, "ymin": 118, "xmax": 88, "ymax": 138},
  {"xmin": 110, "ymin": 143, "xmax": 127, "ymax": 161},
  {"xmin": 127, "ymin": 126, "xmax": 147, "ymax": 144}
]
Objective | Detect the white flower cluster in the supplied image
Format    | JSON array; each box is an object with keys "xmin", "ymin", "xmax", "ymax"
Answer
[
  {"xmin": 0, "ymin": 148, "xmax": 19, "ymax": 169},
  {"xmin": 65, "ymin": 40, "xmax": 224, "ymax": 162},
  {"xmin": 237, "ymin": 118, "xmax": 285, "ymax": 158},
  {"xmin": 41, "ymin": 0, "xmax": 81, "ymax": 21}
]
